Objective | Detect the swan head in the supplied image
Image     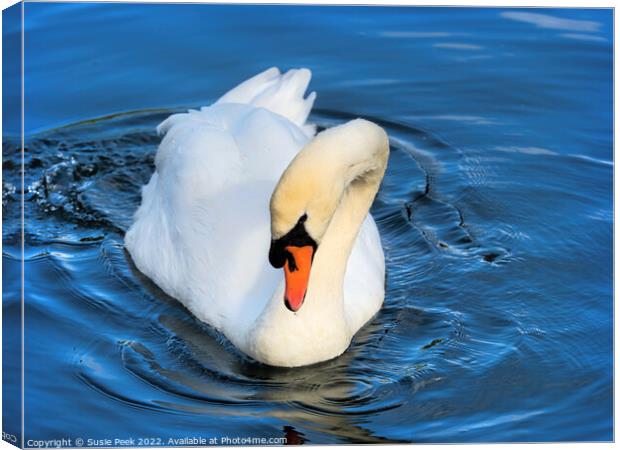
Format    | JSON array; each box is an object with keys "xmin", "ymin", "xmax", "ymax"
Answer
[
  {"xmin": 268, "ymin": 201, "xmax": 325, "ymax": 313},
  {"xmin": 268, "ymin": 148, "xmax": 343, "ymax": 312},
  {"xmin": 269, "ymin": 119, "xmax": 388, "ymax": 314}
]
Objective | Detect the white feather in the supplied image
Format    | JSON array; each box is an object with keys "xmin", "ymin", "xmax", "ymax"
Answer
[{"xmin": 125, "ymin": 68, "xmax": 386, "ymax": 366}]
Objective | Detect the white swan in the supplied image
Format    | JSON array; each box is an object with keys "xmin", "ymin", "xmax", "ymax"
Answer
[{"xmin": 125, "ymin": 67, "xmax": 389, "ymax": 367}]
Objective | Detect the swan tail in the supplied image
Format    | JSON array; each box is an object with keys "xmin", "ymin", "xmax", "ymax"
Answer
[{"xmin": 216, "ymin": 67, "xmax": 317, "ymax": 134}]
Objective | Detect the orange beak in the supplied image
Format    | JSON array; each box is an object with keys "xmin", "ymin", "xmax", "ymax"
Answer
[{"xmin": 283, "ymin": 245, "xmax": 314, "ymax": 312}]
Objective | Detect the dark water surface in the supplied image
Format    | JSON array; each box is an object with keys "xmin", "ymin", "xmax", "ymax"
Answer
[{"xmin": 3, "ymin": 3, "xmax": 613, "ymax": 444}]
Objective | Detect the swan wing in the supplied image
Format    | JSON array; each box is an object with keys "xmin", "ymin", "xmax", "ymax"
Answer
[
  {"xmin": 216, "ymin": 67, "xmax": 317, "ymax": 135},
  {"xmin": 125, "ymin": 69, "xmax": 315, "ymax": 334}
]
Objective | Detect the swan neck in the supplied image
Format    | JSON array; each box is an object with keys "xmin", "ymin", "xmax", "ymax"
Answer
[
  {"xmin": 307, "ymin": 121, "xmax": 389, "ymax": 305},
  {"xmin": 247, "ymin": 119, "xmax": 389, "ymax": 366}
]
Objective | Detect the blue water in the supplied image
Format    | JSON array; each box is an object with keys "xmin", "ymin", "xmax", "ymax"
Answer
[{"xmin": 3, "ymin": 3, "xmax": 613, "ymax": 444}]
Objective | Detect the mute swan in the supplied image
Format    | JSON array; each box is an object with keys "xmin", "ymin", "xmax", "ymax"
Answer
[{"xmin": 125, "ymin": 67, "xmax": 389, "ymax": 367}]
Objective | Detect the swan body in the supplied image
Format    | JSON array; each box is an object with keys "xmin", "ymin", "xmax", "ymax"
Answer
[{"xmin": 125, "ymin": 67, "xmax": 389, "ymax": 367}]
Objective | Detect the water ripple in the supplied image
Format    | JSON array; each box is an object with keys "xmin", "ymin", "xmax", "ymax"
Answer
[{"xmin": 7, "ymin": 106, "xmax": 611, "ymax": 442}]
